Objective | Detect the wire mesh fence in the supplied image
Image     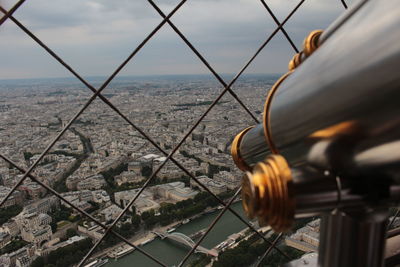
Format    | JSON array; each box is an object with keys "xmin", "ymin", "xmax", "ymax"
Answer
[{"xmin": 2, "ymin": 0, "xmax": 397, "ymax": 266}]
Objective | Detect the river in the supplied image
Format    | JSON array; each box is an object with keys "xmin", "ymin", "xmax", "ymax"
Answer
[{"xmin": 105, "ymin": 202, "xmax": 247, "ymax": 267}]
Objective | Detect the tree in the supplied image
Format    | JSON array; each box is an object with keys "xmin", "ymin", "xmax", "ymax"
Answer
[
  {"xmin": 0, "ymin": 205, "xmax": 22, "ymax": 224},
  {"xmin": 49, "ymin": 206, "xmax": 72, "ymax": 231},
  {"xmin": 141, "ymin": 210, "xmax": 157, "ymax": 229},
  {"xmin": 23, "ymin": 151, "xmax": 34, "ymax": 160},
  {"xmin": 87, "ymin": 201, "xmax": 100, "ymax": 214},
  {"xmin": 66, "ymin": 228, "xmax": 77, "ymax": 238},
  {"xmin": 131, "ymin": 214, "xmax": 141, "ymax": 229},
  {"xmin": 44, "ymin": 238, "xmax": 92, "ymax": 267},
  {"xmin": 188, "ymin": 255, "xmax": 211, "ymax": 267},
  {"xmin": 130, "ymin": 205, "xmax": 136, "ymax": 214},
  {"xmin": 0, "ymin": 239, "xmax": 28, "ymax": 254},
  {"xmin": 50, "ymin": 221, "xmax": 57, "ymax": 232},
  {"xmin": 31, "ymin": 256, "xmax": 44, "ymax": 267},
  {"xmin": 195, "ymin": 170, "xmax": 203, "ymax": 176},
  {"xmin": 141, "ymin": 166, "xmax": 152, "ymax": 178},
  {"xmin": 100, "ymin": 162, "xmax": 128, "ymax": 189},
  {"xmin": 141, "ymin": 210, "xmax": 154, "ymax": 220},
  {"xmin": 159, "ymin": 203, "xmax": 175, "ymax": 214}
]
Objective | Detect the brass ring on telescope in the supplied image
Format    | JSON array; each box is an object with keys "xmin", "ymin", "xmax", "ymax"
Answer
[
  {"xmin": 242, "ymin": 154, "xmax": 294, "ymax": 232},
  {"xmin": 231, "ymin": 126, "xmax": 255, "ymax": 171},
  {"xmin": 263, "ymin": 71, "xmax": 293, "ymax": 154},
  {"xmin": 241, "ymin": 173, "xmax": 257, "ymax": 219},
  {"xmin": 288, "ymin": 51, "xmax": 304, "ymax": 71},
  {"xmin": 303, "ymin": 30, "xmax": 323, "ymax": 57},
  {"xmin": 289, "ymin": 30, "xmax": 323, "ymax": 71}
]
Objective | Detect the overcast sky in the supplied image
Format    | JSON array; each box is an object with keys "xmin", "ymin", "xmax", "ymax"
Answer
[{"xmin": 0, "ymin": 0, "xmax": 354, "ymax": 79}]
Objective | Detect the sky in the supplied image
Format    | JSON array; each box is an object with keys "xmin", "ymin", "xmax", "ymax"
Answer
[{"xmin": 0, "ymin": 0, "xmax": 354, "ymax": 79}]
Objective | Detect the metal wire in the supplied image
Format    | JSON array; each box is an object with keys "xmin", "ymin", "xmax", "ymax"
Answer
[
  {"xmin": 0, "ymin": 0, "xmax": 26, "ymax": 26},
  {"xmin": 178, "ymin": 188, "xmax": 241, "ymax": 266},
  {"xmin": 0, "ymin": 0, "xmax": 356, "ymax": 266},
  {"xmin": 259, "ymin": 0, "xmax": 299, "ymax": 53},
  {"xmin": 0, "ymin": 154, "xmax": 168, "ymax": 267},
  {"xmin": 256, "ymin": 233, "xmax": 284, "ymax": 267},
  {"xmin": 388, "ymin": 208, "xmax": 400, "ymax": 230},
  {"xmin": 0, "ymin": 0, "xmax": 188, "ymax": 208},
  {"xmin": 341, "ymin": 0, "xmax": 348, "ymax": 9},
  {"xmin": 0, "ymin": 0, "xmax": 305, "ymax": 264},
  {"xmin": 147, "ymin": 0, "xmax": 260, "ymax": 124},
  {"xmin": 0, "ymin": 5, "xmax": 290, "ymax": 262},
  {"xmin": 77, "ymin": 0, "xmax": 307, "ymax": 263}
]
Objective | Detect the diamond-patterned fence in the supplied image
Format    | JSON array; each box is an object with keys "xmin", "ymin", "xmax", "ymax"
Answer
[{"xmin": 1, "ymin": 0, "xmax": 398, "ymax": 266}]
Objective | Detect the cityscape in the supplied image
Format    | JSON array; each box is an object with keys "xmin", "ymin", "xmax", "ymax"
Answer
[
  {"xmin": 0, "ymin": 75, "xmax": 295, "ymax": 266},
  {"xmin": 2, "ymin": 0, "xmax": 400, "ymax": 266},
  {"xmin": 1, "ymin": 75, "xmax": 399, "ymax": 267}
]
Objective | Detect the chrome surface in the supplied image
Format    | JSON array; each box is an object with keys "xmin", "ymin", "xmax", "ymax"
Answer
[
  {"xmin": 238, "ymin": 2, "xmax": 400, "ymax": 266},
  {"xmin": 319, "ymin": 210, "xmax": 388, "ymax": 267},
  {"xmin": 272, "ymin": 0, "xmax": 400, "ymax": 170},
  {"xmin": 238, "ymin": 0, "xmax": 400, "ymax": 181},
  {"xmin": 240, "ymin": 124, "xmax": 271, "ymax": 167}
]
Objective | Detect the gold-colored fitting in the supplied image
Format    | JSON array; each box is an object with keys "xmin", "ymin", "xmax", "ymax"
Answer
[
  {"xmin": 231, "ymin": 126, "xmax": 254, "ymax": 172},
  {"xmin": 263, "ymin": 30, "xmax": 323, "ymax": 154},
  {"xmin": 289, "ymin": 30, "xmax": 323, "ymax": 71},
  {"xmin": 241, "ymin": 154, "xmax": 294, "ymax": 232},
  {"xmin": 263, "ymin": 71, "xmax": 293, "ymax": 154},
  {"xmin": 288, "ymin": 51, "xmax": 304, "ymax": 71},
  {"xmin": 303, "ymin": 30, "xmax": 323, "ymax": 57}
]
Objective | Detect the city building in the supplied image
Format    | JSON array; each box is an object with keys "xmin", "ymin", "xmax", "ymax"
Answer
[
  {"xmin": 285, "ymin": 219, "xmax": 320, "ymax": 252},
  {"xmin": 21, "ymin": 225, "xmax": 52, "ymax": 247},
  {"xmin": 0, "ymin": 232, "xmax": 11, "ymax": 249},
  {"xmin": 24, "ymin": 196, "xmax": 60, "ymax": 215},
  {"xmin": 2, "ymin": 220, "xmax": 20, "ymax": 237},
  {"xmin": 214, "ymin": 171, "xmax": 241, "ymax": 190},
  {"xmin": 0, "ymin": 245, "xmax": 35, "ymax": 267},
  {"xmin": 114, "ymin": 171, "xmax": 144, "ymax": 186},
  {"xmin": 192, "ymin": 176, "xmax": 227, "ymax": 195},
  {"xmin": 0, "ymin": 186, "xmax": 23, "ymax": 208},
  {"xmin": 19, "ymin": 181, "xmax": 46, "ymax": 200},
  {"xmin": 153, "ymin": 182, "xmax": 198, "ymax": 201},
  {"xmin": 78, "ymin": 223, "xmax": 104, "ymax": 241},
  {"xmin": 115, "ymin": 189, "xmax": 159, "ymax": 214},
  {"xmin": 99, "ymin": 204, "xmax": 123, "ymax": 221},
  {"xmin": 16, "ymin": 211, "xmax": 52, "ymax": 230},
  {"xmin": 76, "ymin": 174, "xmax": 106, "ymax": 190},
  {"xmin": 65, "ymin": 174, "xmax": 81, "ymax": 190},
  {"xmin": 35, "ymin": 235, "xmax": 86, "ymax": 257}
]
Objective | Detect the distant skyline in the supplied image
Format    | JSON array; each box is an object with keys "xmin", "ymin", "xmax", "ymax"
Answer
[
  {"xmin": 1, "ymin": 0, "xmax": 353, "ymax": 79},
  {"xmin": 0, "ymin": 73, "xmax": 280, "ymax": 82}
]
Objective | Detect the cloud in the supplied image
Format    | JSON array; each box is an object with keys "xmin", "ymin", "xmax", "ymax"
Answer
[{"xmin": 0, "ymin": 0, "xmax": 352, "ymax": 79}]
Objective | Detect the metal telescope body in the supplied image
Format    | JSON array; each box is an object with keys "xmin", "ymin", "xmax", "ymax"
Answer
[
  {"xmin": 231, "ymin": 1, "xmax": 400, "ymax": 266},
  {"xmin": 236, "ymin": 1, "xmax": 400, "ymax": 174}
]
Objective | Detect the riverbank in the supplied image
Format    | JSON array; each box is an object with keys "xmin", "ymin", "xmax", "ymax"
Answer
[
  {"xmin": 87, "ymin": 219, "xmax": 180, "ymax": 261},
  {"xmin": 103, "ymin": 201, "xmax": 248, "ymax": 267},
  {"xmin": 89, "ymin": 202, "xmax": 239, "ymax": 261}
]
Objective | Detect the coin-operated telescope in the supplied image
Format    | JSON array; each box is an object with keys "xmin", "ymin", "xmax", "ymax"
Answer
[{"xmin": 231, "ymin": 1, "xmax": 400, "ymax": 266}]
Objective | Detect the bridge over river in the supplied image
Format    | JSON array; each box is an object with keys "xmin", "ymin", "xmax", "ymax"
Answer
[{"xmin": 153, "ymin": 231, "xmax": 218, "ymax": 257}]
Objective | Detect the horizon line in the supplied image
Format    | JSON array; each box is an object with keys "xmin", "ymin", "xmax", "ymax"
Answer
[{"xmin": 0, "ymin": 73, "xmax": 282, "ymax": 82}]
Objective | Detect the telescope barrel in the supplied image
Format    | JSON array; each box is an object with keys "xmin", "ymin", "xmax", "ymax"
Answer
[
  {"xmin": 232, "ymin": 0, "xmax": 400, "ymax": 176},
  {"xmin": 242, "ymin": 154, "xmax": 400, "ymax": 232}
]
